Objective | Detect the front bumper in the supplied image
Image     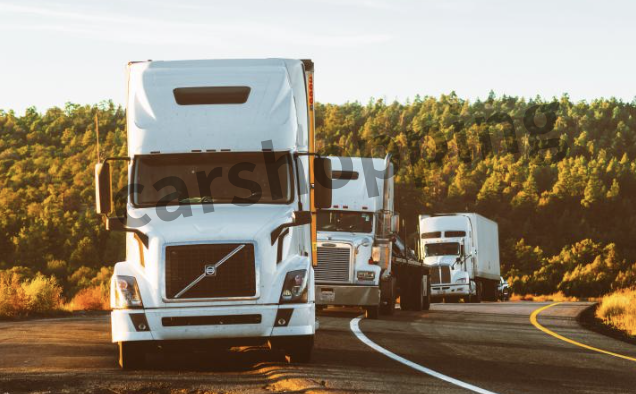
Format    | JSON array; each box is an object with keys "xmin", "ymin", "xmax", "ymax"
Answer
[
  {"xmin": 315, "ymin": 284, "xmax": 380, "ymax": 306},
  {"xmin": 431, "ymin": 284, "xmax": 469, "ymax": 297},
  {"xmin": 112, "ymin": 303, "xmax": 314, "ymax": 343}
]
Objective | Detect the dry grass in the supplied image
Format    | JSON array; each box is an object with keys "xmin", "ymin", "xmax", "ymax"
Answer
[
  {"xmin": 66, "ymin": 285, "xmax": 109, "ymax": 311},
  {"xmin": 510, "ymin": 291, "xmax": 580, "ymax": 302},
  {"xmin": 596, "ymin": 288, "xmax": 636, "ymax": 336}
]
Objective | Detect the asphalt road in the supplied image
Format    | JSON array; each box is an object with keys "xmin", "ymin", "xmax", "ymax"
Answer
[{"xmin": 1, "ymin": 302, "xmax": 634, "ymax": 394}]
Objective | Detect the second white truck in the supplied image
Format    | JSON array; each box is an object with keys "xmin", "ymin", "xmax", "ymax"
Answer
[
  {"xmin": 418, "ymin": 213, "xmax": 500, "ymax": 302},
  {"xmin": 314, "ymin": 156, "xmax": 430, "ymax": 318}
]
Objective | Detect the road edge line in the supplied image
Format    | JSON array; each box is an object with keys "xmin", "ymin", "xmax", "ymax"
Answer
[
  {"xmin": 350, "ymin": 316, "xmax": 500, "ymax": 394},
  {"xmin": 530, "ymin": 302, "xmax": 636, "ymax": 363}
]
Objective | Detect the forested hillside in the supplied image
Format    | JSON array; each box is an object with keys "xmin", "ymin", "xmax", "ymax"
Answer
[{"xmin": 0, "ymin": 95, "xmax": 635, "ymax": 307}]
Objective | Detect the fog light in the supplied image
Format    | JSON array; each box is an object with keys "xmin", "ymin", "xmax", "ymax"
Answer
[
  {"xmin": 129, "ymin": 313, "xmax": 149, "ymax": 332},
  {"xmin": 277, "ymin": 318, "xmax": 287, "ymax": 326}
]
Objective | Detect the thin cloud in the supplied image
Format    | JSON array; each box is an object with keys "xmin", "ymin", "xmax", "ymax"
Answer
[{"xmin": 0, "ymin": 2, "xmax": 391, "ymax": 47}]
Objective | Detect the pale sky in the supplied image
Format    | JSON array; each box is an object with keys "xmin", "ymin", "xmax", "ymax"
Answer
[{"xmin": 1, "ymin": 0, "xmax": 635, "ymax": 114}]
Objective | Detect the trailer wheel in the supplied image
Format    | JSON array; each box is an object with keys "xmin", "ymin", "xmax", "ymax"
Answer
[
  {"xmin": 118, "ymin": 341, "xmax": 145, "ymax": 370},
  {"xmin": 422, "ymin": 275, "xmax": 431, "ymax": 311},
  {"xmin": 365, "ymin": 305, "xmax": 380, "ymax": 319}
]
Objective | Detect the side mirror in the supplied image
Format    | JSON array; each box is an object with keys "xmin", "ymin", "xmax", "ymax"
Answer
[
  {"xmin": 95, "ymin": 162, "xmax": 112, "ymax": 215},
  {"xmin": 314, "ymin": 157, "xmax": 332, "ymax": 209},
  {"xmin": 292, "ymin": 210, "xmax": 312, "ymax": 225},
  {"xmin": 270, "ymin": 210, "xmax": 313, "ymax": 245},
  {"xmin": 104, "ymin": 216, "xmax": 126, "ymax": 231}
]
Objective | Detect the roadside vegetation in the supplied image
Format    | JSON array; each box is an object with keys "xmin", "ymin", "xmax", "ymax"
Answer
[
  {"xmin": 1, "ymin": 95, "xmax": 636, "ymax": 317},
  {"xmin": 0, "ymin": 265, "xmax": 111, "ymax": 318},
  {"xmin": 596, "ymin": 288, "xmax": 636, "ymax": 336},
  {"xmin": 510, "ymin": 292, "xmax": 580, "ymax": 303}
]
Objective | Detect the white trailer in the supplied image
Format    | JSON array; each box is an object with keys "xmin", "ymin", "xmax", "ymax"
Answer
[
  {"xmin": 94, "ymin": 59, "xmax": 332, "ymax": 368},
  {"xmin": 418, "ymin": 213, "xmax": 500, "ymax": 302},
  {"xmin": 315, "ymin": 156, "xmax": 430, "ymax": 318}
]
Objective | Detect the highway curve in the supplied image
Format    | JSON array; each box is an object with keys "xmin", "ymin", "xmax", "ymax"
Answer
[{"xmin": 1, "ymin": 302, "xmax": 635, "ymax": 394}]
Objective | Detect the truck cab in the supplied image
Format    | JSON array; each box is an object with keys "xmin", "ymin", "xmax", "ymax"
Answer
[
  {"xmin": 315, "ymin": 156, "xmax": 429, "ymax": 318},
  {"xmin": 94, "ymin": 59, "xmax": 332, "ymax": 368}
]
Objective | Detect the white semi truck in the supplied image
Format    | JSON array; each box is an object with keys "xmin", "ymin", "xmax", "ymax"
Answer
[
  {"xmin": 315, "ymin": 156, "xmax": 430, "ymax": 318},
  {"xmin": 418, "ymin": 213, "xmax": 500, "ymax": 303},
  {"xmin": 94, "ymin": 59, "xmax": 332, "ymax": 368}
]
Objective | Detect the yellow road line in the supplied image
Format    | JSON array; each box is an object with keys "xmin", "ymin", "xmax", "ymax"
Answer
[{"xmin": 530, "ymin": 302, "xmax": 636, "ymax": 363}]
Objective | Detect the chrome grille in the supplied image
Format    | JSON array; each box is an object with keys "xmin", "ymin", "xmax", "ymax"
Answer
[
  {"xmin": 165, "ymin": 243, "xmax": 256, "ymax": 299},
  {"xmin": 315, "ymin": 245, "xmax": 352, "ymax": 283},
  {"xmin": 430, "ymin": 266, "xmax": 452, "ymax": 284},
  {"xmin": 441, "ymin": 265, "xmax": 451, "ymax": 283},
  {"xmin": 431, "ymin": 267, "xmax": 441, "ymax": 284}
]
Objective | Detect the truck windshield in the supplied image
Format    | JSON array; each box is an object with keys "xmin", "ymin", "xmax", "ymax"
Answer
[
  {"xmin": 317, "ymin": 211, "xmax": 373, "ymax": 233},
  {"xmin": 425, "ymin": 242, "xmax": 460, "ymax": 256},
  {"xmin": 133, "ymin": 152, "xmax": 292, "ymax": 206}
]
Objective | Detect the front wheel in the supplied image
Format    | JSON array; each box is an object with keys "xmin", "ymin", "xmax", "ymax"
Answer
[
  {"xmin": 118, "ymin": 341, "xmax": 145, "ymax": 370},
  {"xmin": 286, "ymin": 336, "xmax": 313, "ymax": 363},
  {"xmin": 271, "ymin": 335, "xmax": 314, "ymax": 363},
  {"xmin": 365, "ymin": 305, "xmax": 380, "ymax": 319},
  {"xmin": 380, "ymin": 277, "xmax": 396, "ymax": 315},
  {"xmin": 469, "ymin": 281, "xmax": 482, "ymax": 303},
  {"xmin": 410, "ymin": 274, "xmax": 424, "ymax": 311}
]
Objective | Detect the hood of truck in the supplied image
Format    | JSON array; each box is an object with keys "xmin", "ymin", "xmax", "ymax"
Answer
[
  {"xmin": 122, "ymin": 204, "xmax": 310, "ymax": 308},
  {"xmin": 317, "ymin": 231, "xmax": 373, "ymax": 247},
  {"xmin": 424, "ymin": 255, "xmax": 458, "ymax": 267},
  {"xmin": 134, "ymin": 204, "xmax": 292, "ymax": 243}
]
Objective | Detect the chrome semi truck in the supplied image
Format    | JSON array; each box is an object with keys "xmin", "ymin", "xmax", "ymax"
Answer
[
  {"xmin": 94, "ymin": 59, "xmax": 332, "ymax": 368},
  {"xmin": 314, "ymin": 156, "xmax": 430, "ymax": 318}
]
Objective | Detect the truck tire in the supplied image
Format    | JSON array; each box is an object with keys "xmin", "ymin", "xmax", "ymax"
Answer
[
  {"xmin": 285, "ymin": 335, "xmax": 314, "ymax": 364},
  {"xmin": 365, "ymin": 305, "xmax": 380, "ymax": 319},
  {"xmin": 422, "ymin": 275, "xmax": 431, "ymax": 311},
  {"xmin": 469, "ymin": 281, "xmax": 482, "ymax": 303},
  {"xmin": 410, "ymin": 274, "xmax": 424, "ymax": 311},
  {"xmin": 380, "ymin": 277, "xmax": 396, "ymax": 315},
  {"xmin": 118, "ymin": 341, "xmax": 145, "ymax": 370}
]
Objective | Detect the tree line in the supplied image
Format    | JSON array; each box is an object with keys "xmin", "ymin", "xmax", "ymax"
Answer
[{"xmin": 0, "ymin": 94, "xmax": 635, "ymax": 301}]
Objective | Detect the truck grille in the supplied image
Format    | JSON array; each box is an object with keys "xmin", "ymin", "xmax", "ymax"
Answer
[
  {"xmin": 315, "ymin": 245, "xmax": 352, "ymax": 283},
  {"xmin": 165, "ymin": 243, "xmax": 256, "ymax": 299},
  {"xmin": 431, "ymin": 266, "xmax": 451, "ymax": 284}
]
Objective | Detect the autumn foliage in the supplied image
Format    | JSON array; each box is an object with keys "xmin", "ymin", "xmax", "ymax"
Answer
[{"xmin": 1, "ymin": 95, "xmax": 636, "ymax": 317}]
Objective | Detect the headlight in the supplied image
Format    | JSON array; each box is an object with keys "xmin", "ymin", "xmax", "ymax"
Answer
[
  {"xmin": 113, "ymin": 275, "xmax": 143, "ymax": 309},
  {"xmin": 280, "ymin": 269, "xmax": 308, "ymax": 303},
  {"xmin": 456, "ymin": 277, "xmax": 467, "ymax": 284},
  {"xmin": 357, "ymin": 271, "xmax": 376, "ymax": 281}
]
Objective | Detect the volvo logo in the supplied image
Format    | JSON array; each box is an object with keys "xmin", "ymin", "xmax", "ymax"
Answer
[{"xmin": 204, "ymin": 264, "xmax": 217, "ymax": 277}]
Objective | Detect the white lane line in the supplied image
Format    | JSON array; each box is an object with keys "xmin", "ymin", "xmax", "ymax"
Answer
[{"xmin": 350, "ymin": 317, "xmax": 501, "ymax": 394}]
